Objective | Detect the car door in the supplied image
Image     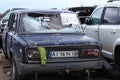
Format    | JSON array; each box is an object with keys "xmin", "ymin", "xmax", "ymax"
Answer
[
  {"xmin": 84, "ymin": 7, "xmax": 104, "ymax": 40},
  {"xmin": 2, "ymin": 13, "xmax": 11, "ymax": 57},
  {"xmin": 99, "ymin": 7, "xmax": 119, "ymax": 58},
  {"xmin": 2, "ymin": 13, "xmax": 16, "ymax": 59}
]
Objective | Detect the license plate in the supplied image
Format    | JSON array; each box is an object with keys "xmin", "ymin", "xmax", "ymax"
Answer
[{"xmin": 50, "ymin": 51, "xmax": 78, "ymax": 58}]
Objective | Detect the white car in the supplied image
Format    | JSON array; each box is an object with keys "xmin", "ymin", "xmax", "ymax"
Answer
[{"xmin": 84, "ymin": 0, "xmax": 120, "ymax": 71}]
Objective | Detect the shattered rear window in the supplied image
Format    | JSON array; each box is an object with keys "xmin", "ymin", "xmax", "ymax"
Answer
[{"xmin": 20, "ymin": 12, "xmax": 83, "ymax": 34}]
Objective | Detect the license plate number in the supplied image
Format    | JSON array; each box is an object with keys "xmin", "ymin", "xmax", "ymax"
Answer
[{"xmin": 50, "ymin": 51, "xmax": 78, "ymax": 57}]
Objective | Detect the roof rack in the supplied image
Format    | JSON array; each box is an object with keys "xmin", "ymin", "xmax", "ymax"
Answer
[{"xmin": 108, "ymin": 0, "xmax": 120, "ymax": 2}]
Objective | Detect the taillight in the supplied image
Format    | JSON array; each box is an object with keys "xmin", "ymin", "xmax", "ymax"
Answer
[{"xmin": 82, "ymin": 49, "xmax": 100, "ymax": 57}]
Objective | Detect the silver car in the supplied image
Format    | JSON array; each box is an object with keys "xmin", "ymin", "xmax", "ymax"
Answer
[{"xmin": 83, "ymin": 0, "xmax": 120, "ymax": 73}]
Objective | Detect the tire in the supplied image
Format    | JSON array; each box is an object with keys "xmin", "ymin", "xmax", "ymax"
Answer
[
  {"xmin": 0, "ymin": 37, "xmax": 3, "ymax": 48},
  {"xmin": 12, "ymin": 57, "xmax": 23, "ymax": 80},
  {"xmin": 97, "ymin": 66, "xmax": 120, "ymax": 80},
  {"xmin": 2, "ymin": 48, "xmax": 8, "ymax": 59},
  {"xmin": 110, "ymin": 69, "xmax": 120, "ymax": 80},
  {"xmin": 113, "ymin": 63, "xmax": 120, "ymax": 80},
  {"xmin": 110, "ymin": 47, "xmax": 120, "ymax": 80},
  {"xmin": 114, "ymin": 55, "xmax": 120, "ymax": 70},
  {"xmin": 114, "ymin": 46, "xmax": 120, "ymax": 70}
]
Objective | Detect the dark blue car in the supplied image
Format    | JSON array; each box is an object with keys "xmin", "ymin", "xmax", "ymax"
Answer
[{"xmin": 2, "ymin": 9, "xmax": 103, "ymax": 80}]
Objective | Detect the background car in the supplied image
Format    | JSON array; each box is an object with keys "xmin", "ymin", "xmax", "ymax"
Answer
[{"xmin": 68, "ymin": 6, "xmax": 96, "ymax": 24}]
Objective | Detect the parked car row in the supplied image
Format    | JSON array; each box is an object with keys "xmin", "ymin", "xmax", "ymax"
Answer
[{"xmin": 0, "ymin": 8, "xmax": 103, "ymax": 80}]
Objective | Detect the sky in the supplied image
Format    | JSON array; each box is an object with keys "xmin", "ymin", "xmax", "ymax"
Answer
[{"xmin": 0, "ymin": 0, "xmax": 108, "ymax": 13}]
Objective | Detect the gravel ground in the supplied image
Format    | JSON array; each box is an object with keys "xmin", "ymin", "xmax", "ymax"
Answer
[
  {"xmin": 0, "ymin": 51, "xmax": 12, "ymax": 80},
  {"xmin": 0, "ymin": 50, "xmax": 112, "ymax": 80},
  {"xmin": 0, "ymin": 54, "xmax": 6, "ymax": 80}
]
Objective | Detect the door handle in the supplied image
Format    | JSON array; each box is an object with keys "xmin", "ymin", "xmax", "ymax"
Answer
[
  {"xmin": 94, "ymin": 29, "xmax": 98, "ymax": 32},
  {"xmin": 111, "ymin": 30, "xmax": 116, "ymax": 34}
]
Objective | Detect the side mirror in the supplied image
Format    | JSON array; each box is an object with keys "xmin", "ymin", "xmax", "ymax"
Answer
[
  {"xmin": 0, "ymin": 23, "xmax": 6, "ymax": 33},
  {"xmin": 2, "ymin": 19, "xmax": 7, "ymax": 23},
  {"xmin": 0, "ymin": 23, "xmax": 6, "ymax": 28},
  {"xmin": 85, "ymin": 17, "xmax": 92, "ymax": 25},
  {"xmin": 85, "ymin": 18, "xmax": 89, "ymax": 24},
  {"xmin": 82, "ymin": 24, "xmax": 87, "ymax": 29}
]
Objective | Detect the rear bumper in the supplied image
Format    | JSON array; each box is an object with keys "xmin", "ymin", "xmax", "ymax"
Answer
[{"xmin": 16, "ymin": 59, "xmax": 103, "ymax": 75}]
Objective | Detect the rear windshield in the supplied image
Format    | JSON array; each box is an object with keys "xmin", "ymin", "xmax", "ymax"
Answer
[{"xmin": 20, "ymin": 12, "xmax": 83, "ymax": 34}]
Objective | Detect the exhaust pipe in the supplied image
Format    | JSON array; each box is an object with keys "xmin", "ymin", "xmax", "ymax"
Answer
[
  {"xmin": 85, "ymin": 69, "xmax": 90, "ymax": 80},
  {"xmin": 58, "ymin": 68, "xmax": 70, "ymax": 75},
  {"xmin": 64, "ymin": 68, "xmax": 70, "ymax": 74}
]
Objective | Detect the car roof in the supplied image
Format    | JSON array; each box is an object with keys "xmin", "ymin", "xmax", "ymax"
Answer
[
  {"xmin": 11, "ymin": 9, "xmax": 73, "ymax": 15},
  {"xmin": 105, "ymin": 0, "xmax": 120, "ymax": 7},
  {"xmin": 2, "ymin": 8, "xmax": 28, "ymax": 16},
  {"xmin": 68, "ymin": 6, "xmax": 96, "ymax": 11},
  {"xmin": 94, "ymin": 1, "xmax": 120, "ymax": 9}
]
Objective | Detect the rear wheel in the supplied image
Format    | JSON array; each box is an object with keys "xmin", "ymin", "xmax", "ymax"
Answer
[
  {"xmin": 114, "ymin": 46, "xmax": 120, "ymax": 70},
  {"xmin": 112, "ymin": 46, "xmax": 120, "ymax": 79},
  {"xmin": 12, "ymin": 57, "xmax": 23, "ymax": 80},
  {"xmin": 2, "ymin": 48, "xmax": 8, "ymax": 59}
]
